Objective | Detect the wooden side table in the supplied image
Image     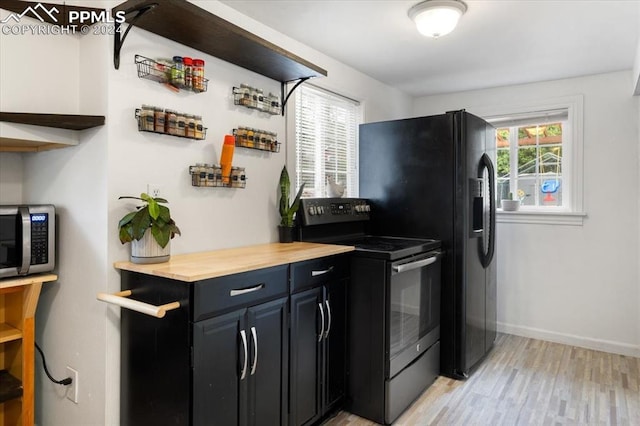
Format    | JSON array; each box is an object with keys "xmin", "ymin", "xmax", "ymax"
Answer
[{"xmin": 1, "ymin": 274, "xmax": 56, "ymax": 426}]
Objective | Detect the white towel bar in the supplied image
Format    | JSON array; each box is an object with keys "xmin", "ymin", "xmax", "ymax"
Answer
[{"xmin": 96, "ymin": 290, "xmax": 180, "ymax": 318}]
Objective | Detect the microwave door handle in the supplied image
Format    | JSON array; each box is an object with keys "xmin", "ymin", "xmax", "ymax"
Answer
[{"xmin": 18, "ymin": 206, "xmax": 30, "ymax": 275}]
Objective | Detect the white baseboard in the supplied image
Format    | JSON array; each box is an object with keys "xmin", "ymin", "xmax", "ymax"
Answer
[{"xmin": 497, "ymin": 321, "xmax": 640, "ymax": 358}]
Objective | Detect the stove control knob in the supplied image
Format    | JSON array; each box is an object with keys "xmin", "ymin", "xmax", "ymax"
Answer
[
  {"xmin": 309, "ymin": 206, "xmax": 316, "ymax": 216},
  {"xmin": 318, "ymin": 206, "xmax": 325, "ymax": 215},
  {"xmin": 364, "ymin": 205, "xmax": 371, "ymax": 212}
]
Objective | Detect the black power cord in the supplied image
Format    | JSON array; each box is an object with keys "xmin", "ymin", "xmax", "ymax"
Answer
[{"xmin": 34, "ymin": 342, "xmax": 73, "ymax": 386}]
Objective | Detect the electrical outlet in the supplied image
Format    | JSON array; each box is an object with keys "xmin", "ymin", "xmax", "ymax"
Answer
[
  {"xmin": 66, "ymin": 366, "xmax": 79, "ymax": 404},
  {"xmin": 147, "ymin": 183, "xmax": 162, "ymax": 198}
]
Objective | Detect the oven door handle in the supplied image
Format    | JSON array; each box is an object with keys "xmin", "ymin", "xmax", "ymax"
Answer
[{"xmin": 392, "ymin": 252, "xmax": 442, "ymax": 274}]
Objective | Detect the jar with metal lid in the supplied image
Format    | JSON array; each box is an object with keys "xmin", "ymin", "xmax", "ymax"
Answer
[
  {"xmin": 256, "ymin": 89, "xmax": 265, "ymax": 111},
  {"xmin": 185, "ymin": 114, "xmax": 196, "ymax": 139},
  {"xmin": 269, "ymin": 93, "xmax": 281, "ymax": 115},
  {"xmin": 176, "ymin": 111, "xmax": 187, "ymax": 136},
  {"xmin": 154, "ymin": 107, "xmax": 165, "ymax": 133},
  {"xmin": 255, "ymin": 129, "xmax": 265, "ymax": 150},
  {"xmin": 192, "ymin": 163, "xmax": 204, "ymax": 186},
  {"xmin": 250, "ymin": 86, "xmax": 258, "ymax": 108},
  {"xmin": 194, "ymin": 115, "xmax": 204, "ymax": 139},
  {"xmin": 212, "ymin": 164, "xmax": 222, "ymax": 186},
  {"xmin": 230, "ymin": 167, "xmax": 245, "ymax": 188},
  {"xmin": 192, "ymin": 59, "xmax": 205, "ymax": 92},
  {"xmin": 140, "ymin": 105, "xmax": 155, "ymax": 131},
  {"xmin": 234, "ymin": 127, "xmax": 245, "ymax": 147},
  {"xmin": 171, "ymin": 56, "xmax": 185, "ymax": 87},
  {"xmin": 246, "ymin": 127, "xmax": 255, "ymax": 148},
  {"xmin": 239, "ymin": 84, "xmax": 251, "ymax": 106},
  {"xmin": 166, "ymin": 109, "xmax": 178, "ymax": 135}
]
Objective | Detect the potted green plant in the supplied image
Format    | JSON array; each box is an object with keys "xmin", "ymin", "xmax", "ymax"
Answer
[
  {"xmin": 278, "ymin": 166, "xmax": 305, "ymax": 243},
  {"xmin": 118, "ymin": 193, "xmax": 181, "ymax": 264},
  {"xmin": 501, "ymin": 192, "xmax": 521, "ymax": 211}
]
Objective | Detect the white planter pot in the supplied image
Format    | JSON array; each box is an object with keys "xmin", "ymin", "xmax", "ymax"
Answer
[
  {"xmin": 130, "ymin": 230, "xmax": 170, "ymax": 264},
  {"xmin": 501, "ymin": 199, "xmax": 521, "ymax": 212}
]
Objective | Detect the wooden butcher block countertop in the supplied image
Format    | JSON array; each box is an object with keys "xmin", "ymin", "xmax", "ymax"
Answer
[{"xmin": 114, "ymin": 242, "xmax": 354, "ymax": 282}]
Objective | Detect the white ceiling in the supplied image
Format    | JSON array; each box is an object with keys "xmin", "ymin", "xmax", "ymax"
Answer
[{"xmin": 221, "ymin": 0, "xmax": 640, "ymax": 96}]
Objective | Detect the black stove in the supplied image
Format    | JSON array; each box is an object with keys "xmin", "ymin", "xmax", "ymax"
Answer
[
  {"xmin": 298, "ymin": 197, "xmax": 442, "ymax": 424},
  {"xmin": 297, "ymin": 198, "xmax": 441, "ymax": 260}
]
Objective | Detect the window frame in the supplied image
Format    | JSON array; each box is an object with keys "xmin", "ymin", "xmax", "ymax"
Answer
[
  {"xmin": 479, "ymin": 95, "xmax": 585, "ymax": 225},
  {"xmin": 286, "ymin": 83, "xmax": 362, "ymax": 199}
]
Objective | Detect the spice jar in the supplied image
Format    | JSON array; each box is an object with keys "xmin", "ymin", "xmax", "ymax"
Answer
[
  {"xmin": 176, "ymin": 111, "xmax": 187, "ymax": 136},
  {"xmin": 186, "ymin": 114, "xmax": 196, "ymax": 138},
  {"xmin": 194, "ymin": 115, "xmax": 204, "ymax": 139},
  {"xmin": 240, "ymin": 84, "xmax": 251, "ymax": 106},
  {"xmin": 246, "ymin": 127, "xmax": 255, "ymax": 148},
  {"xmin": 140, "ymin": 105, "xmax": 155, "ymax": 131},
  {"xmin": 171, "ymin": 56, "xmax": 185, "ymax": 87},
  {"xmin": 166, "ymin": 109, "xmax": 178, "ymax": 135},
  {"xmin": 230, "ymin": 167, "xmax": 245, "ymax": 188},
  {"xmin": 183, "ymin": 57, "xmax": 193, "ymax": 89},
  {"xmin": 154, "ymin": 107, "xmax": 165, "ymax": 133},
  {"xmin": 269, "ymin": 93, "xmax": 281, "ymax": 115},
  {"xmin": 212, "ymin": 165, "xmax": 222, "ymax": 186},
  {"xmin": 192, "ymin": 59, "xmax": 205, "ymax": 92},
  {"xmin": 256, "ymin": 89, "xmax": 265, "ymax": 111}
]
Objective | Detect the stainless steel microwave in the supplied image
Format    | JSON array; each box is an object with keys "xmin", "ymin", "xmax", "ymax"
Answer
[{"xmin": 0, "ymin": 205, "xmax": 55, "ymax": 278}]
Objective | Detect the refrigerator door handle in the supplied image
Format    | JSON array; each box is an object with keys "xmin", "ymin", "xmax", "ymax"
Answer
[{"xmin": 478, "ymin": 153, "xmax": 496, "ymax": 268}]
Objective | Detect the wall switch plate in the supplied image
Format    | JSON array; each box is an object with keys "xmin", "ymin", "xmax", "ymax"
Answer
[
  {"xmin": 147, "ymin": 183, "xmax": 162, "ymax": 198},
  {"xmin": 66, "ymin": 366, "xmax": 79, "ymax": 404}
]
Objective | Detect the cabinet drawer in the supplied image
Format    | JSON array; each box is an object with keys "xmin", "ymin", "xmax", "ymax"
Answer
[
  {"xmin": 290, "ymin": 255, "xmax": 349, "ymax": 293},
  {"xmin": 193, "ymin": 265, "xmax": 288, "ymax": 321}
]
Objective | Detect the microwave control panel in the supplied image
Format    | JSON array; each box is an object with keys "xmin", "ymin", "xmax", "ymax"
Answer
[{"xmin": 30, "ymin": 213, "xmax": 49, "ymax": 265}]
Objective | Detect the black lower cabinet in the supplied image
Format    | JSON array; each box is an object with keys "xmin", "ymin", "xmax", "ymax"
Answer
[
  {"xmin": 289, "ymin": 256, "xmax": 348, "ymax": 426},
  {"xmin": 121, "ymin": 264, "xmax": 289, "ymax": 426},
  {"xmin": 193, "ymin": 297, "xmax": 289, "ymax": 426},
  {"xmin": 121, "ymin": 256, "xmax": 349, "ymax": 426}
]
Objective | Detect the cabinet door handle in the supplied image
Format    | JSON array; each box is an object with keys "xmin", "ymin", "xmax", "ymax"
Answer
[
  {"xmin": 230, "ymin": 283, "xmax": 265, "ymax": 297},
  {"xmin": 250, "ymin": 326, "xmax": 258, "ymax": 376},
  {"xmin": 240, "ymin": 329, "xmax": 248, "ymax": 380},
  {"xmin": 311, "ymin": 266, "xmax": 334, "ymax": 277},
  {"xmin": 318, "ymin": 303, "xmax": 325, "ymax": 343},
  {"xmin": 324, "ymin": 300, "xmax": 332, "ymax": 339}
]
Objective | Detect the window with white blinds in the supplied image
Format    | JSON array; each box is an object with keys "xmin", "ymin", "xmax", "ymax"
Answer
[{"xmin": 294, "ymin": 85, "xmax": 360, "ymax": 198}]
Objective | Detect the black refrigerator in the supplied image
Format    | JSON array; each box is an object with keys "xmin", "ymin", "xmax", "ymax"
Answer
[{"xmin": 359, "ymin": 110, "xmax": 497, "ymax": 379}]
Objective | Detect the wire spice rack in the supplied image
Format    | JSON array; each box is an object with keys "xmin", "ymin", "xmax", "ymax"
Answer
[
  {"xmin": 189, "ymin": 165, "xmax": 247, "ymax": 188},
  {"xmin": 135, "ymin": 54, "xmax": 209, "ymax": 93},
  {"xmin": 232, "ymin": 86, "xmax": 281, "ymax": 115},
  {"xmin": 135, "ymin": 108, "xmax": 207, "ymax": 141},
  {"xmin": 233, "ymin": 128, "xmax": 280, "ymax": 153}
]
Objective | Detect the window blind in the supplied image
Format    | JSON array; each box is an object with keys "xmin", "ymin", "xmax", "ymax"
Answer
[
  {"xmin": 295, "ymin": 85, "xmax": 359, "ymax": 198},
  {"xmin": 487, "ymin": 108, "xmax": 568, "ymax": 128}
]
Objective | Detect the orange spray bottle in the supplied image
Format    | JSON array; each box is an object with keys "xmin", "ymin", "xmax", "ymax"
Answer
[{"xmin": 220, "ymin": 134, "xmax": 235, "ymax": 184}]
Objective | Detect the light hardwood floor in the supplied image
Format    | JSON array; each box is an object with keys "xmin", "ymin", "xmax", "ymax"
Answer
[{"xmin": 325, "ymin": 333, "xmax": 640, "ymax": 425}]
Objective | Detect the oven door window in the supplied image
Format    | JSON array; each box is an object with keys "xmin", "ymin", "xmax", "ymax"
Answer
[
  {"xmin": 389, "ymin": 253, "xmax": 441, "ymax": 361},
  {"xmin": 0, "ymin": 214, "xmax": 21, "ymax": 269}
]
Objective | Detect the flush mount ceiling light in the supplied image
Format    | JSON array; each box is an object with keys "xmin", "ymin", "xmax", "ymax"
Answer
[{"xmin": 408, "ymin": 0, "xmax": 467, "ymax": 38}]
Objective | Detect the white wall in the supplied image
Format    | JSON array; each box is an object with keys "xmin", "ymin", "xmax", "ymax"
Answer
[
  {"xmin": 414, "ymin": 71, "xmax": 640, "ymax": 357},
  {"xmin": 1, "ymin": 1, "xmax": 412, "ymax": 424}
]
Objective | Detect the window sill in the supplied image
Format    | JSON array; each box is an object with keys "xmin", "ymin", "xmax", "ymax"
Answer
[{"xmin": 496, "ymin": 210, "xmax": 586, "ymax": 226}]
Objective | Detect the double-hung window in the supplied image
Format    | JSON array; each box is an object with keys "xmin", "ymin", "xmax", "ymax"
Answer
[
  {"xmin": 294, "ymin": 85, "xmax": 360, "ymax": 198},
  {"xmin": 484, "ymin": 95, "xmax": 584, "ymax": 225}
]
